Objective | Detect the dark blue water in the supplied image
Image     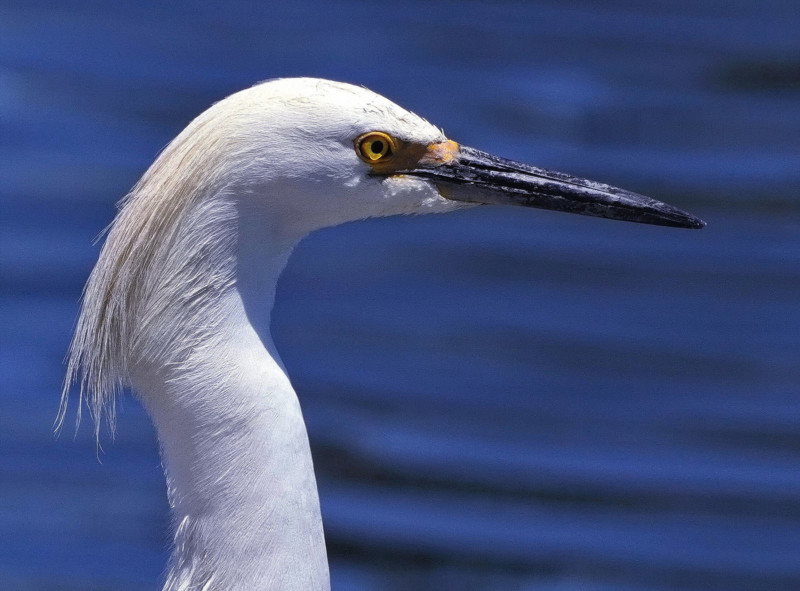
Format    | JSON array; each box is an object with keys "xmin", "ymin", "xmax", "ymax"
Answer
[{"xmin": 2, "ymin": 1, "xmax": 800, "ymax": 589}]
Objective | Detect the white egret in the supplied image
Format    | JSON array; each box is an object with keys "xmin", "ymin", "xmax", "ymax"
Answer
[{"xmin": 60, "ymin": 78, "xmax": 704, "ymax": 590}]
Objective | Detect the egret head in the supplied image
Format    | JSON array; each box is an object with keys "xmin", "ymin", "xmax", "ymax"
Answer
[
  {"xmin": 199, "ymin": 78, "xmax": 465, "ymax": 236},
  {"xmin": 190, "ymin": 77, "xmax": 705, "ymax": 237}
]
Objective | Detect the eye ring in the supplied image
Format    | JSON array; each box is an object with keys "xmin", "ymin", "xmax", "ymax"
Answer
[{"xmin": 355, "ymin": 132, "xmax": 397, "ymax": 163}]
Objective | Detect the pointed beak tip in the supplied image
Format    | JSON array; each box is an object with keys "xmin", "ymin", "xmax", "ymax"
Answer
[
  {"xmin": 614, "ymin": 212, "xmax": 707, "ymax": 230},
  {"xmin": 674, "ymin": 211, "xmax": 706, "ymax": 230}
]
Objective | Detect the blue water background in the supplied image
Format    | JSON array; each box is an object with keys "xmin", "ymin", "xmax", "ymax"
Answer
[{"xmin": 2, "ymin": 1, "xmax": 800, "ymax": 589}]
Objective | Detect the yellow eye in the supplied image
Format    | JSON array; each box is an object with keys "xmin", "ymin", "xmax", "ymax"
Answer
[{"xmin": 355, "ymin": 132, "xmax": 396, "ymax": 163}]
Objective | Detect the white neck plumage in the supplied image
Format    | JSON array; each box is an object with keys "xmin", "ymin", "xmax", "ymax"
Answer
[
  {"xmin": 128, "ymin": 192, "xmax": 329, "ymax": 590},
  {"xmin": 60, "ymin": 89, "xmax": 343, "ymax": 589}
]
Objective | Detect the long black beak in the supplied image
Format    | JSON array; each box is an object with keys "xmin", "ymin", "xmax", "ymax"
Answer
[{"xmin": 404, "ymin": 146, "xmax": 705, "ymax": 229}]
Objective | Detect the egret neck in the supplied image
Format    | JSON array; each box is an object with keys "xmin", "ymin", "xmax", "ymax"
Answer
[{"xmin": 130, "ymin": 191, "xmax": 327, "ymax": 590}]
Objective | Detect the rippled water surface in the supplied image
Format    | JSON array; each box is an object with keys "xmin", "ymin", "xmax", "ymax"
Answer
[{"xmin": 2, "ymin": 1, "xmax": 800, "ymax": 589}]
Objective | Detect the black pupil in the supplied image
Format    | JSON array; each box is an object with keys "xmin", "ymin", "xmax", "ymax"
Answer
[{"xmin": 370, "ymin": 140, "xmax": 385, "ymax": 155}]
